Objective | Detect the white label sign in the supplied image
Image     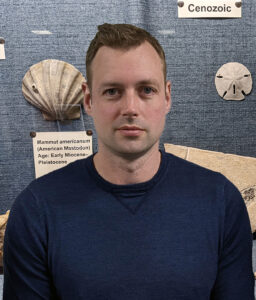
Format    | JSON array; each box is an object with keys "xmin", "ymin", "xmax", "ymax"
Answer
[
  {"xmin": 32, "ymin": 131, "xmax": 92, "ymax": 178},
  {"xmin": 178, "ymin": 0, "xmax": 242, "ymax": 18},
  {"xmin": 0, "ymin": 44, "xmax": 5, "ymax": 60}
]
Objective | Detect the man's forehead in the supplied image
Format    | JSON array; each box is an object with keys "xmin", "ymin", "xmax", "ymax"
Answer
[{"xmin": 89, "ymin": 41, "xmax": 165, "ymax": 89}]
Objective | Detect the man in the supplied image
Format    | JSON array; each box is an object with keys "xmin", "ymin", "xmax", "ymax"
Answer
[{"xmin": 3, "ymin": 23, "xmax": 254, "ymax": 299}]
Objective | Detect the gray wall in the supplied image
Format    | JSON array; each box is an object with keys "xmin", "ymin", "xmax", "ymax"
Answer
[{"xmin": 0, "ymin": 0, "xmax": 255, "ymax": 213}]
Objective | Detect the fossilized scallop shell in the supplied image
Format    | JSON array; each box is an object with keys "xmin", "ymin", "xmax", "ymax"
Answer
[
  {"xmin": 215, "ymin": 62, "xmax": 252, "ymax": 101},
  {"xmin": 22, "ymin": 59, "xmax": 86, "ymax": 120}
]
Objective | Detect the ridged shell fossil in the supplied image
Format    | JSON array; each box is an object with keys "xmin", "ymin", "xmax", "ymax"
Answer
[
  {"xmin": 22, "ymin": 59, "xmax": 86, "ymax": 120},
  {"xmin": 215, "ymin": 62, "xmax": 252, "ymax": 101}
]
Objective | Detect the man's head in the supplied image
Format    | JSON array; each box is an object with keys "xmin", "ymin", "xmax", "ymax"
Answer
[
  {"xmin": 83, "ymin": 24, "xmax": 171, "ymax": 159},
  {"xmin": 86, "ymin": 23, "xmax": 166, "ymax": 90}
]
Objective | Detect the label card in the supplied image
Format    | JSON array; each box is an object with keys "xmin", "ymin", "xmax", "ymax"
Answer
[
  {"xmin": 32, "ymin": 131, "xmax": 92, "ymax": 178},
  {"xmin": 178, "ymin": 0, "xmax": 242, "ymax": 18},
  {"xmin": 0, "ymin": 44, "xmax": 5, "ymax": 60}
]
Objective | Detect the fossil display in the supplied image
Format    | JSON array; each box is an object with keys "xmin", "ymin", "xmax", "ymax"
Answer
[
  {"xmin": 0, "ymin": 210, "xmax": 10, "ymax": 267},
  {"xmin": 164, "ymin": 143, "xmax": 256, "ymax": 233},
  {"xmin": 22, "ymin": 59, "xmax": 86, "ymax": 121},
  {"xmin": 215, "ymin": 62, "xmax": 252, "ymax": 100}
]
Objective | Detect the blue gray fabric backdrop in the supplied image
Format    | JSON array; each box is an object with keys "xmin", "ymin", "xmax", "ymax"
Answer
[
  {"xmin": 1, "ymin": 0, "xmax": 255, "ymax": 213},
  {"xmin": 0, "ymin": 0, "xmax": 255, "ymax": 295}
]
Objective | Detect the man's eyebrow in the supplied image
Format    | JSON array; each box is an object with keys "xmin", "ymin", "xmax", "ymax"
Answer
[
  {"xmin": 98, "ymin": 80, "xmax": 161, "ymax": 92},
  {"xmin": 97, "ymin": 82, "xmax": 123, "ymax": 93},
  {"xmin": 135, "ymin": 80, "xmax": 160, "ymax": 88},
  {"xmin": 99, "ymin": 82, "xmax": 123, "ymax": 89}
]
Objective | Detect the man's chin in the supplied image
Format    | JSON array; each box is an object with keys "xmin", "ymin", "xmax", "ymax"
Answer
[{"xmin": 114, "ymin": 145, "xmax": 158, "ymax": 161}]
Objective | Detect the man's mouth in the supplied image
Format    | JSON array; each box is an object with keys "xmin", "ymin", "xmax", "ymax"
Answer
[{"xmin": 117, "ymin": 125, "xmax": 145, "ymax": 136}]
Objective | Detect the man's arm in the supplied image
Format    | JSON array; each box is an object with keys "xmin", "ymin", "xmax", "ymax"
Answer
[
  {"xmin": 211, "ymin": 179, "xmax": 255, "ymax": 299},
  {"xmin": 3, "ymin": 187, "xmax": 57, "ymax": 299}
]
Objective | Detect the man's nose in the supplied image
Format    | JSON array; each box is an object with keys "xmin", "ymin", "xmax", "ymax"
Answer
[{"xmin": 121, "ymin": 91, "xmax": 139, "ymax": 117}]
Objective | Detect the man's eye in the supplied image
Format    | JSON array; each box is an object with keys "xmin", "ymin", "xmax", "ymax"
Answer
[
  {"xmin": 142, "ymin": 87, "xmax": 154, "ymax": 94},
  {"xmin": 105, "ymin": 88, "xmax": 118, "ymax": 96}
]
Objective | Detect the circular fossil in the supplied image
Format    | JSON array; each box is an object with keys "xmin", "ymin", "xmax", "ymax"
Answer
[
  {"xmin": 215, "ymin": 62, "xmax": 252, "ymax": 101},
  {"xmin": 22, "ymin": 59, "xmax": 86, "ymax": 121}
]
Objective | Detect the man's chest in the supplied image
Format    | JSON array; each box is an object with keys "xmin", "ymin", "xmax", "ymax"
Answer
[{"xmin": 47, "ymin": 195, "xmax": 220, "ymax": 299}]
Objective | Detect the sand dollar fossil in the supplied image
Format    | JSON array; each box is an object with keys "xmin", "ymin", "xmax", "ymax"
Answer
[
  {"xmin": 22, "ymin": 59, "xmax": 86, "ymax": 121},
  {"xmin": 215, "ymin": 62, "xmax": 252, "ymax": 101}
]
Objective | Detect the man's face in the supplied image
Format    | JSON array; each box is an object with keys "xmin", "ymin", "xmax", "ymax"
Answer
[{"xmin": 83, "ymin": 41, "xmax": 171, "ymax": 159}]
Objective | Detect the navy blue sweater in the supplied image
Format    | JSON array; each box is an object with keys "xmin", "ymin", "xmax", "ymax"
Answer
[{"xmin": 3, "ymin": 152, "xmax": 255, "ymax": 299}]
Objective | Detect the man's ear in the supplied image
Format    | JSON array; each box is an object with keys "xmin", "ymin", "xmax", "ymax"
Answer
[
  {"xmin": 82, "ymin": 82, "xmax": 92, "ymax": 115},
  {"xmin": 165, "ymin": 80, "xmax": 171, "ymax": 114}
]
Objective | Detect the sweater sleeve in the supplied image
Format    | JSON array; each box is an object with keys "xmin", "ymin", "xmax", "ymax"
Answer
[
  {"xmin": 211, "ymin": 179, "xmax": 255, "ymax": 299},
  {"xmin": 3, "ymin": 187, "xmax": 58, "ymax": 299}
]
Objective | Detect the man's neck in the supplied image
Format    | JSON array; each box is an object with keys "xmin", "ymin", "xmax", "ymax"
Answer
[{"xmin": 93, "ymin": 147, "xmax": 161, "ymax": 185}]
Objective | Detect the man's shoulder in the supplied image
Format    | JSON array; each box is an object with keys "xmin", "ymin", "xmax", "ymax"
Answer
[
  {"xmin": 163, "ymin": 151, "xmax": 223, "ymax": 178},
  {"xmin": 10, "ymin": 156, "xmax": 96, "ymax": 219},
  {"xmin": 28, "ymin": 155, "xmax": 93, "ymax": 194},
  {"xmin": 162, "ymin": 151, "xmax": 230, "ymax": 192}
]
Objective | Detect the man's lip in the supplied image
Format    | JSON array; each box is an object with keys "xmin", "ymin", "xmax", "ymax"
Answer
[
  {"xmin": 117, "ymin": 126, "xmax": 145, "ymax": 137},
  {"xmin": 118, "ymin": 126, "xmax": 144, "ymax": 130}
]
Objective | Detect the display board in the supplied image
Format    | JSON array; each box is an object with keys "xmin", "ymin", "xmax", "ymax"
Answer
[{"xmin": 0, "ymin": 0, "xmax": 255, "ymax": 215}]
